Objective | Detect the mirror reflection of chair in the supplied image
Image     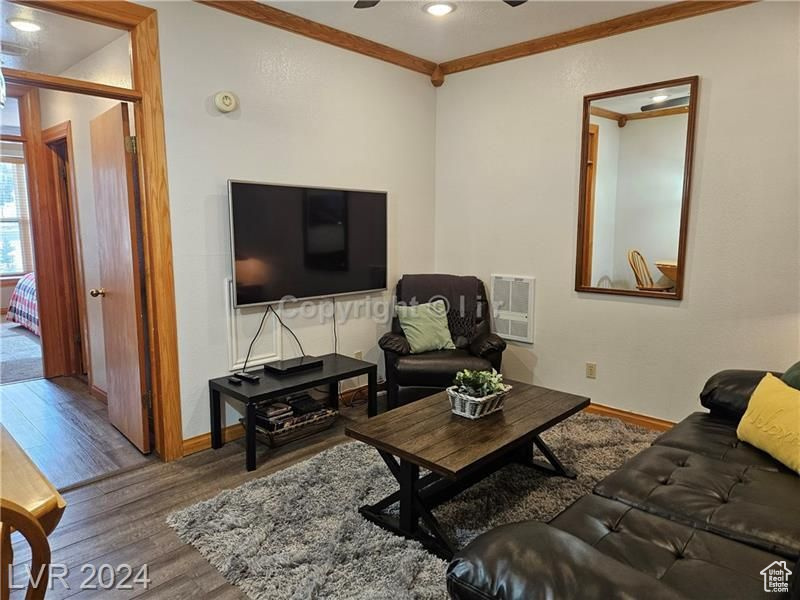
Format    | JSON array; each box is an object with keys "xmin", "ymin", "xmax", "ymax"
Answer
[{"xmin": 627, "ymin": 249, "xmax": 675, "ymax": 292}]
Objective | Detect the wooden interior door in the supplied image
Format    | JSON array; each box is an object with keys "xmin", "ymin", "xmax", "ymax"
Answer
[
  {"xmin": 89, "ymin": 103, "xmax": 150, "ymax": 453},
  {"xmin": 44, "ymin": 130, "xmax": 88, "ymax": 379}
]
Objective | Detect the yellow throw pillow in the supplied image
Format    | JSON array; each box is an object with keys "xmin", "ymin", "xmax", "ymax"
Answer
[{"xmin": 737, "ymin": 373, "xmax": 800, "ymax": 474}]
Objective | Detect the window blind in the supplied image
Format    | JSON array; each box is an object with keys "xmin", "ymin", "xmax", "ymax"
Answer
[{"xmin": 0, "ymin": 141, "xmax": 35, "ymax": 276}]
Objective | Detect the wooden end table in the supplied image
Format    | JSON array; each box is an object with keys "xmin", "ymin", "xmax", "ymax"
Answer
[
  {"xmin": 209, "ymin": 353, "xmax": 378, "ymax": 471},
  {"xmin": 345, "ymin": 381, "xmax": 589, "ymax": 559}
]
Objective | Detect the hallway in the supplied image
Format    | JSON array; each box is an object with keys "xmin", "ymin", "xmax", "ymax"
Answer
[{"xmin": 0, "ymin": 377, "xmax": 153, "ymax": 489}]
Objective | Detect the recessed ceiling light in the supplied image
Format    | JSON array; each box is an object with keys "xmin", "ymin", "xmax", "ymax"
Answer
[
  {"xmin": 651, "ymin": 94, "xmax": 669, "ymax": 103},
  {"xmin": 7, "ymin": 19, "xmax": 41, "ymax": 33},
  {"xmin": 424, "ymin": 3, "xmax": 455, "ymax": 16}
]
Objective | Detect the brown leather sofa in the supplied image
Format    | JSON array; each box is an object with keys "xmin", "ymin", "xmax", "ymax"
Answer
[
  {"xmin": 379, "ymin": 274, "xmax": 506, "ymax": 410},
  {"xmin": 447, "ymin": 369, "xmax": 800, "ymax": 599}
]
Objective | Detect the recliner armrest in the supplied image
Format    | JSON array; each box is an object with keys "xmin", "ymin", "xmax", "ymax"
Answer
[
  {"xmin": 379, "ymin": 331, "xmax": 411, "ymax": 356},
  {"xmin": 447, "ymin": 522, "xmax": 687, "ymax": 600},
  {"xmin": 469, "ymin": 332, "xmax": 506, "ymax": 359}
]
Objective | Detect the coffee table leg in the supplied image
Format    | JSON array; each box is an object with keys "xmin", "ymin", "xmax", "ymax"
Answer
[
  {"xmin": 359, "ymin": 451, "xmax": 454, "ymax": 560},
  {"xmin": 399, "ymin": 460, "xmax": 419, "ymax": 532},
  {"xmin": 527, "ymin": 434, "xmax": 576, "ymax": 479},
  {"xmin": 245, "ymin": 403, "xmax": 257, "ymax": 472}
]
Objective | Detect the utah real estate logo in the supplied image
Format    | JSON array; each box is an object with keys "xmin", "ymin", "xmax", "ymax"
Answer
[{"xmin": 760, "ymin": 561, "xmax": 792, "ymax": 593}]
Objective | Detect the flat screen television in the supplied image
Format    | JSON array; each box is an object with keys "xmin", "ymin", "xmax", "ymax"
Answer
[{"xmin": 229, "ymin": 181, "xmax": 387, "ymax": 307}]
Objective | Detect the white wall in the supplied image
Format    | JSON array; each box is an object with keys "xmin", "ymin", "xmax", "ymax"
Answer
[
  {"xmin": 612, "ymin": 114, "xmax": 688, "ymax": 287},
  {"xmin": 434, "ymin": 2, "xmax": 799, "ymax": 422},
  {"xmin": 146, "ymin": 1, "xmax": 437, "ymax": 438},
  {"xmin": 588, "ymin": 115, "xmax": 619, "ymax": 286},
  {"xmin": 39, "ymin": 34, "xmax": 132, "ymax": 392}
]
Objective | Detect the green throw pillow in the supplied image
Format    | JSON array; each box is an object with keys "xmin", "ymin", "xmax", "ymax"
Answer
[
  {"xmin": 781, "ymin": 361, "xmax": 800, "ymax": 391},
  {"xmin": 395, "ymin": 301, "xmax": 455, "ymax": 354}
]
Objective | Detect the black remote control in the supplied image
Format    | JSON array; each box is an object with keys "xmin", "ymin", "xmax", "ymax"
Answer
[
  {"xmin": 227, "ymin": 377, "xmax": 242, "ymax": 386},
  {"xmin": 233, "ymin": 372, "xmax": 260, "ymax": 384}
]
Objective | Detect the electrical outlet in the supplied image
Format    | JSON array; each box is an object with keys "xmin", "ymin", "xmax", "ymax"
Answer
[
  {"xmin": 354, "ymin": 351, "xmax": 363, "ymax": 360},
  {"xmin": 585, "ymin": 362, "xmax": 597, "ymax": 379}
]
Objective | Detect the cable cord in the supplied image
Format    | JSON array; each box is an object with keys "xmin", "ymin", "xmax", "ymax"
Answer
[
  {"xmin": 269, "ymin": 305, "xmax": 305, "ymax": 356},
  {"xmin": 332, "ymin": 297, "xmax": 338, "ymax": 354},
  {"xmin": 240, "ymin": 303, "xmax": 270, "ymax": 373},
  {"xmin": 241, "ymin": 305, "xmax": 307, "ymax": 373}
]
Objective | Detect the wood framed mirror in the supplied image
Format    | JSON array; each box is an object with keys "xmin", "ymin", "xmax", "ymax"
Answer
[{"xmin": 575, "ymin": 76, "xmax": 699, "ymax": 300}]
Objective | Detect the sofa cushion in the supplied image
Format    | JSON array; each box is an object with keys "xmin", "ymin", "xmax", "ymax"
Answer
[
  {"xmin": 594, "ymin": 445, "xmax": 800, "ymax": 558},
  {"xmin": 654, "ymin": 412, "xmax": 790, "ymax": 473},
  {"xmin": 394, "ymin": 350, "xmax": 492, "ymax": 388},
  {"xmin": 550, "ymin": 495, "xmax": 784, "ymax": 600},
  {"xmin": 446, "ymin": 520, "xmax": 687, "ymax": 600},
  {"xmin": 700, "ymin": 369, "xmax": 777, "ymax": 420}
]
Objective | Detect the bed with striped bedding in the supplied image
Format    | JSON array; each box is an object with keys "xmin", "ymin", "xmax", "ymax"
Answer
[{"xmin": 6, "ymin": 272, "xmax": 39, "ymax": 336}]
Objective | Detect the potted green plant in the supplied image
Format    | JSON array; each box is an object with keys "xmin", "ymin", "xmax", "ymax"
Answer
[{"xmin": 447, "ymin": 369, "xmax": 512, "ymax": 419}]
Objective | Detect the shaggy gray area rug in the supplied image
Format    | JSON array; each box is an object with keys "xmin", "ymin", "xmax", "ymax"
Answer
[{"xmin": 167, "ymin": 412, "xmax": 657, "ymax": 600}]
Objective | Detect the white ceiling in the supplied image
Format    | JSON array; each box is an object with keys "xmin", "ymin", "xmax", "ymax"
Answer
[
  {"xmin": 267, "ymin": 0, "xmax": 670, "ymax": 63},
  {"xmin": 0, "ymin": 0, "xmax": 127, "ymax": 74},
  {"xmin": 593, "ymin": 83, "xmax": 691, "ymax": 113}
]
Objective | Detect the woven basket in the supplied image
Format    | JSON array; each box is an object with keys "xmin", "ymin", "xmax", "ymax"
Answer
[
  {"xmin": 242, "ymin": 409, "xmax": 338, "ymax": 448},
  {"xmin": 447, "ymin": 385, "xmax": 512, "ymax": 420}
]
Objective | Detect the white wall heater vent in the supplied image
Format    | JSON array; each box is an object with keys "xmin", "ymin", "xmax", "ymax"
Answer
[{"xmin": 490, "ymin": 274, "xmax": 535, "ymax": 344}]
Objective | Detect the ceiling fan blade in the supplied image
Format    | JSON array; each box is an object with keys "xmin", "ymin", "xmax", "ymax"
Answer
[
  {"xmin": 354, "ymin": 0, "xmax": 380, "ymax": 7},
  {"xmin": 503, "ymin": 0, "xmax": 528, "ymax": 6},
  {"xmin": 640, "ymin": 96, "xmax": 690, "ymax": 112}
]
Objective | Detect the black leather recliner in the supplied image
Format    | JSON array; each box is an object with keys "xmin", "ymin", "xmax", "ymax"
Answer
[{"xmin": 378, "ymin": 274, "xmax": 506, "ymax": 410}]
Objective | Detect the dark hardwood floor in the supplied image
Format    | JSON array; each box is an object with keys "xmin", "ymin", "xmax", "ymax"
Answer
[
  {"xmin": 0, "ymin": 377, "xmax": 154, "ymax": 490},
  {"xmin": 10, "ymin": 396, "xmax": 375, "ymax": 599}
]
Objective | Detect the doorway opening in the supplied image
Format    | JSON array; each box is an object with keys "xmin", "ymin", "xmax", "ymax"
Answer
[
  {"xmin": 0, "ymin": 86, "xmax": 154, "ymax": 489},
  {"xmin": 0, "ymin": 5, "xmax": 156, "ymax": 486},
  {"xmin": 1, "ymin": 0, "xmax": 183, "ymax": 467}
]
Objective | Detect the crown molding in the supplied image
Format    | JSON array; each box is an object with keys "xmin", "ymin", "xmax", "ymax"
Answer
[
  {"xmin": 195, "ymin": 1, "xmax": 439, "ymax": 80},
  {"xmin": 198, "ymin": 1, "xmax": 754, "ymax": 87},
  {"xmin": 439, "ymin": 1, "xmax": 755, "ymax": 77}
]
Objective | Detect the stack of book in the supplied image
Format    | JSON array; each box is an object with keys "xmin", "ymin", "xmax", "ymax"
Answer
[
  {"xmin": 252, "ymin": 394, "xmax": 334, "ymax": 432},
  {"xmin": 254, "ymin": 402, "xmax": 294, "ymax": 432}
]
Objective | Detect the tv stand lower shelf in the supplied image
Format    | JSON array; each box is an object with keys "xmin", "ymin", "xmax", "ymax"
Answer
[
  {"xmin": 209, "ymin": 353, "xmax": 378, "ymax": 471},
  {"xmin": 242, "ymin": 407, "xmax": 338, "ymax": 448}
]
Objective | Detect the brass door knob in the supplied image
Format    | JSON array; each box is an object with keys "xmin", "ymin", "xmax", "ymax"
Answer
[{"xmin": 89, "ymin": 288, "xmax": 106, "ymax": 298}]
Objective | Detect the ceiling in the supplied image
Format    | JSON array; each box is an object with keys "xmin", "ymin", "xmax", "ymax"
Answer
[
  {"xmin": 593, "ymin": 83, "xmax": 691, "ymax": 113},
  {"xmin": 0, "ymin": 0, "xmax": 127, "ymax": 74},
  {"xmin": 266, "ymin": 0, "xmax": 671, "ymax": 63}
]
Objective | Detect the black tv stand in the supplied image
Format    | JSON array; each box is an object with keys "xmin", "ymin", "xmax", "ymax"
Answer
[
  {"xmin": 209, "ymin": 353, "xmax": 378, "ymax": 471},
  {"xmin": 263, "ymin": 355, "xmax": 323, "ymax": 376}
]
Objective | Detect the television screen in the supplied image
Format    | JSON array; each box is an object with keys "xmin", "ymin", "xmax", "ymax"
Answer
[{"xmin": 229, "ymin": 181, "xmax": 387, "ymax": 307}]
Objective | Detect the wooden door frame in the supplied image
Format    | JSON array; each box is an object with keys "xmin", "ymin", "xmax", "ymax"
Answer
[
  {"xmin": 579, "ymin": 123, "xmax": 599, "ymax": 286},
  {"xmin": 42, "ymin": 121, "xmax": 93, "ymax": 389},
  {"xmin": 5, "ymin": 1, "xmax": 183, "ymax": 461}
]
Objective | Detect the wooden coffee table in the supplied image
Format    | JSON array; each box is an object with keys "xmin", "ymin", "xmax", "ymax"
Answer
[{"xmin": 345, "ymin": 381, "xmax": 589, "ymax": 559}]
